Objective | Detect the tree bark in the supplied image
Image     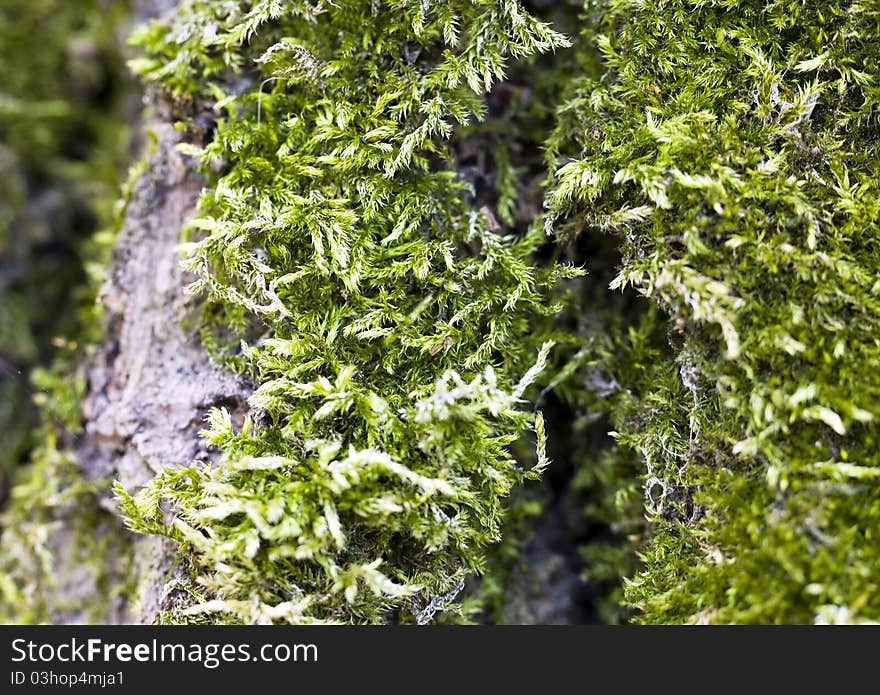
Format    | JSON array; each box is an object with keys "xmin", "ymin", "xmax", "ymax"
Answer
[{"xmin": 54, "ymin": 119, "xmax": 251, "ymax": 623}]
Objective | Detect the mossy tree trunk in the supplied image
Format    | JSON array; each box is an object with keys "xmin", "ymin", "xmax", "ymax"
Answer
[{"xmin": 21, "ymin": 0, "xmax": 586, "ymax": 624}]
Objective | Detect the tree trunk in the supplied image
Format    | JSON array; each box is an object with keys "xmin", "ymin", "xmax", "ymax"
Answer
[{"xmin": 57, "ymin": 118, "xmax": 251, "ymax": 623}]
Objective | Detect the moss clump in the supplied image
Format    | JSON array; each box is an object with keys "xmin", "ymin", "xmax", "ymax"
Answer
[
  {"xmin": 548, "ymin": 0, "xmax": 880, "ymax": 623},
  {"xmin": 118, "ymin": 1, "xmax": 575, "ymax": 624}
]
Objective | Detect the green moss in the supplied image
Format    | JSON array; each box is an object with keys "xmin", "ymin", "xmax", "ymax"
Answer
[
  {"xmin": 0, "ymin": 426, "xmax": 135, "ymax": 623},
  {"xmin": 548, "ymin": 0, "xmax": 880, "ymax": 623},
  {"xmin": 0, "ymin": 0, "xmax": 131, "ymax": 480},
  {"xmin": 6, "ymin": 0, "xmax": 875, "ymax": 626},
  {"xmin": 119, "ymin": 0, "xmax": 575, "ymax": 624},
  {"xmin": 0, "ymin": 0, "xmax": 134, "ymax": 624},
  {"xmin": 0, "ymin": 152, "xmax": 148, "ymax": 623}
]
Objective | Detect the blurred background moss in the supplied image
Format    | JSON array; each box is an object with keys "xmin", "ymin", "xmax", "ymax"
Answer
[{"xmin": 0, "ymin": 0, "xmax": 132, "ymax": 499}]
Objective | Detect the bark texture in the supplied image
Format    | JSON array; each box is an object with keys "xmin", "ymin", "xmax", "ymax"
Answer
[{"xmin": 65, "ymin": 121, "xmax": 250, "ymax": 623}]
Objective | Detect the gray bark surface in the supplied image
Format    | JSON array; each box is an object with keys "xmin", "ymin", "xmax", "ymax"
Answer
[{"xmin": 62, "ymin": 121, "xmax": 250, "ymax": 623}]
